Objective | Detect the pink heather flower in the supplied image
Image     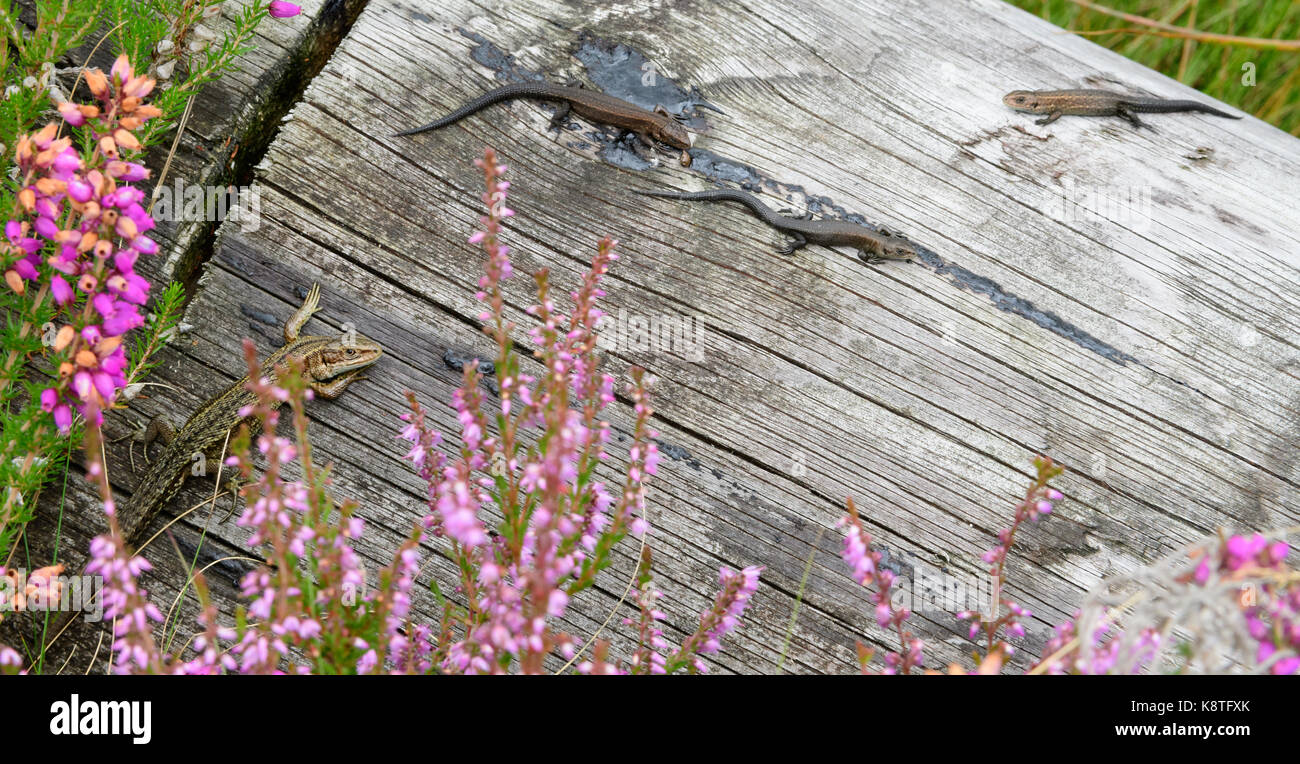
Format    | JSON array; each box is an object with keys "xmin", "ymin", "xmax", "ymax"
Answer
[
  {"xmin": 57, "ymin": 101, "xmax": 86, "ymax": 126},
  {"xmin": 18, "ymin": 59, "xmax": 164, "ymax": 435},
  {"xmin": 437, "ymin": 477, "xmax": 487, "ymax": 547},
  {"xmin": 838, "ymin": 518, "xmax": 877, "ymax": 585},
  {"xmin": 1274, "ymin": 656, "xmax": 1300, "ymax": 675},
  {"xmin": 52, "ymin": 148, "xmax": 80, "ymax": 176},
  {"xmin": 628, "ymin": 582, "xmax": 671, "ymax": 675},
  {"xmin": 51, "ymin": 402, "xmax": 72, "ymax": 431},
  {"xmin": 5, "ymin": 220, "xmax": 40, "ymax": 254},
  {"xmin": 1193, "ymin": 558, "xmax": 1212, "ymax": 585},
  {"xmin": 387, "ymin": 149, "xmax": 767, "ymax": 674},
  {"xmin": 1036, "ymin": 531, "xmax": 1298, "ymax": 675},
  {"xmin": 106, "ymin": 161, "xmax": 149, "ymax": 181},
  {"xmin": 268, "ymin": 1, "xmax": 302, "ymax": 18},
  {"xmin": 33, "ymin": 215, "xmax": 58, "ymax": 239},
  {"xmin": 66, "ymin": 176, "xmax": 93, "ymax": 202},
  {"xmin": 0, "ymin": 646, "xmax": 22, "ymax": 668},
  {"xmin": 108, "ymin": 54, "xmax": 132, "ymax": 85},
  {"xmin": 93, "ymin": 293, "xmax": 144, "ymax": 335},
  {"xmin": 85, "ymin": 532, "xmax": 164, "ymax": 673},
  {"xmin": 547, "ymin": 589, "xmax": 569, "ymax": 617},
  {"xmin": 684, "ymin": 565, "xmax": 763, "ymax": 658}
]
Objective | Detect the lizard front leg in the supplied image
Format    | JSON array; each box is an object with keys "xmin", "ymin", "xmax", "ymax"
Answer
[
  {"xmin": 132, "ymin": 415, "xmax": 179, "ymax": 466},
  {"xmin": 219, "ymin": 476, "xmax": 249, "ymax": 523},
  {"xmin": 1035, "ymin": 111, "xmax": 1062, "ymax": 126},
  {"xmin": 284, "ymin": 283, "xmax": 322, "ymax": 344},
  {"xmin": 547, "ymin": 100, "xmax": 573, "ymax": 131},
  {"xmin": 619, "ymin": 131, "xmax": 659, "ymax": 164},
  {"xmin": 310, "ymin": 368, "xmax": 370, "ymax": 400},
  {"xmin": 777, "ymin": 232, "xmax": 808, "ymax": 256},
  {"xmin": 858, "ymin": 241, "xmax": 886, "ymax": 266}
]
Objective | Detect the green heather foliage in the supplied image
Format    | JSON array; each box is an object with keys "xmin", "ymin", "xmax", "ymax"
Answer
[
  {"xmin": 1012, "ymin": 0, "xmax": 1300, "ymax": 135},
  {"xmin": 106, "ymin": 0, "xmax": 288, "ymax": 148}
]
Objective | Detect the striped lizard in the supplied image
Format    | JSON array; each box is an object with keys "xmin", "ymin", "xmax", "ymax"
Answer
[{"xmin": 48, "ymin": 284, "xmax": 381, "ymax": 643}]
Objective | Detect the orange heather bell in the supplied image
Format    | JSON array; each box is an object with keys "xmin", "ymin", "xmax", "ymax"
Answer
[
  {"xmin": 123, "ymin": 75, "xmax": 155, "ymax": 100},
  {"xmin": 115, "ymin": 215, "xmax": 138, "ymax": 239},
  {"xmin": 97, "ymin": 335, "xmax": 123, "ymax": 355},
  {"xmin": 35, "ymin": 177, "xmax": 66, "ymax": 195},
  {"xmin": 84, "ymin": 67, "xmax": 108, "ymax": 97},
  {"xmin": 32, "ymin": 123, "xmax": 57, "ymax": 146},
  {"xmin": 113, "ymin": 128, "xmax": 140, "ymax": 150},
  {"xmin": 53, "ymin": 325, "xmax": 75, "ymax": 352}
]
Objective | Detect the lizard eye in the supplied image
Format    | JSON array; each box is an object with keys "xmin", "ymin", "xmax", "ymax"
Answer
[{"xmin": 345, "ymin": 348, "xmax": 357, "ymax": 358}]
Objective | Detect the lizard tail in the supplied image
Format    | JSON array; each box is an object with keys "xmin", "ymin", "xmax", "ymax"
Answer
[
  {"xmin": 1130, "ymin": 99, "xmax": 1242, "ymax": 119},
  {"xmin": 393, "ymin": 82, "xmax": 568, "ymax": 137},
  {"xmin": 634, "ymin": 188, "xmax": 787, "ymax": 228}
]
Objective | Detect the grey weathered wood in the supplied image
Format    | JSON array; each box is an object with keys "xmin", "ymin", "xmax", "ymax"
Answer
[
  {"xmin": 20, "ymin": 0, "xmax": 1300, "ymax": 674},
  {"xmin": 141, "ymin": 0, "xmax": 369, "ymax": 285}
]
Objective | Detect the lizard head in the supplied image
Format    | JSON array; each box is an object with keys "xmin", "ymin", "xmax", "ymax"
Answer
[
  {"xmin": 651, "ymin": 118, "xmax": 693, "ymax": 151},
  {"xmin": 1002, "ymin": 90, "xmax": 1043, "ymax": 113},
  {"xmin": 862, "ymin": 227, "xmax": 920, "ymax": 262},
  {"xmin": 313, "ymin": 334, "xmax": 384, "ymax": 381}
]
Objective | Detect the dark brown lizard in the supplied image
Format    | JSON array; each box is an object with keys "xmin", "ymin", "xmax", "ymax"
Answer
[
  {"xmin": 394, "ymin": 82, "xmax": 693, "ymax": 158},
  {"xmin": 1003, "ymin": 89, "xmax": 1242, "ymax": 128},
  {"xmin": 636, "ymin": 188, "xmax": 918, "ymax": 264}
]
